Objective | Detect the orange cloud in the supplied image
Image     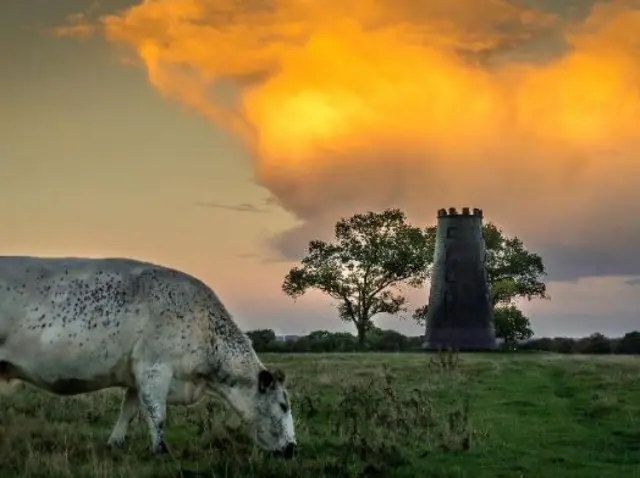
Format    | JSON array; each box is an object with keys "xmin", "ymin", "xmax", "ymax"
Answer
[{"xmin": 56, "ymin": 0, "xmax": 640, "ymax": 278}]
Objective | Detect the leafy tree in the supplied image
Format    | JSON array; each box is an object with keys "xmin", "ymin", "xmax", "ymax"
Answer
[
  {"xmin": 366, "ymin": 328, "xmax": 409, "ymax": 351},
  {"xmin": 300, "ymin": 330, "xmax": 359, "ymax": 352},
  {"xmin": 289, "ymin": 336, "xmax": 312, "ymax": 353},
  {"xmin": 575, "ymin": 333, "xmax": 612, "ymax": 354},
  {"xmin": 483, "ymin": 223, "xmax": 548, "ymax": 307},
  {"xmin": 615, "ymin": 331, "xmax": 640, "ymax": 354},
  {"xmin": 246, "ymin": 329, "xmax": 277, "ymax": 351},
  {"xmin": 326, "ymin": 331, "xmax": 358, "ymax": 352},
  {"xmin": 519, "ymin": 337, "xmax": 554, "ymax": 352},
  {"xmin": 413, "ymin": 222, "xmax": 548, "ymax": 345},
  {"xmin": 282, "ymin": 209, "xmax": 432, "ymax": 348},
  {"xmin": 493, "ymin": 305, "xmax": 533, "ymax": 349},
  {"xmin": 552, "ymin": 337, "xmax": 576, "ymax": 354},
  {"xmin": 306, "ymin": 330, "xmax": 333, "ymax": 352}
]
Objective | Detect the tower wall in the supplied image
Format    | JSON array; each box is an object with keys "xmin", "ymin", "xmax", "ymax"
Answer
[{"xmin": 424, "ymin": 207, "xmax": 497, "ymax": 351}]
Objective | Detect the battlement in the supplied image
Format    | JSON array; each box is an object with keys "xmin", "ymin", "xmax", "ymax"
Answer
[{"xmin": 437, "ymin": 207, "xmax": 483, "ymax": 218}]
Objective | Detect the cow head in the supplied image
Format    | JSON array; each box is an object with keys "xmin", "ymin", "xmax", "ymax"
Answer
[{"xmin": 249, "ymin": 368, "xmax": 297, "ymax": 458}]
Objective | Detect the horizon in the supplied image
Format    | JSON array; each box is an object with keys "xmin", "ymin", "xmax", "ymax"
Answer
[{"xmin": 264, "ymin": 328, "xmax": 637, "ymax": 341}]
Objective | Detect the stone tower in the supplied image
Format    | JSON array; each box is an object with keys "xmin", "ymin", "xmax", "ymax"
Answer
[{"xmin": 424, "ymin": 207, "xmax": 497, "ymax": 351}]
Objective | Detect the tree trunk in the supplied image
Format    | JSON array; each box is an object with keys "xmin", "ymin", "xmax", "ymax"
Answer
[
  {"xmin": 356, "ymin": 323, "xmax": 367, "ymax": 350},
  {"xmin": 355, "ymin": 306, "xmax": 371, "ymax": 351}
]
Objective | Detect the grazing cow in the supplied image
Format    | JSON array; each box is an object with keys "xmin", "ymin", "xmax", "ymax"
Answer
[{"xmin": 0, "ymin": 256, "xmax": 297, "ymax": 458}]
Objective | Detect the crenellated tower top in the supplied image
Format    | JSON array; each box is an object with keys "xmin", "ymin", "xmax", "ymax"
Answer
[{"xmin": 437, "ymin": 207, "xmax": 483, "ymax": 218}]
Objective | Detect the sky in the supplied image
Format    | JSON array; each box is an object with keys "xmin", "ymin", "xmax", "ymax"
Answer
[{"xmin": 1, "ymin": 0, "xmax": 639, "ymax": 338}]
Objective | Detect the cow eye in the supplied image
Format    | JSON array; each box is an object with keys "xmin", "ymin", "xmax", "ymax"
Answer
[{"xmin": 280, "ymin": 403, "xmax": 289, "ymax": 413}]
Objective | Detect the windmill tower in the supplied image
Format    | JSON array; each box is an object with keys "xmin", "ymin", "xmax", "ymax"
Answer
[{"xmin": 424, "ymin": 207, "xmax": 497, "ymax": 351}]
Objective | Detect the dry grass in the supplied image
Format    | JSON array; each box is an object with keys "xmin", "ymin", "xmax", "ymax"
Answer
[{"xmin": 0, "ymin": 352, "xmax": 639, "ymax": 477}]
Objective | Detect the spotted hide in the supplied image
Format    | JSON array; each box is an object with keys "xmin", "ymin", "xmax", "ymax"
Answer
[{"xmin": 0, "ymin": 256, "xmax": 297, "ymax": 458}]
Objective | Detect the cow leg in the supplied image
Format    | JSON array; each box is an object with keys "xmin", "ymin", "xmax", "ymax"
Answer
[
  {"xmin": 107, "ymin": 388, "xmax": 139, "ymax": 449},
  {"xmin": 135, "ymin": 363, "xmax": 173, "ymax": 455}
]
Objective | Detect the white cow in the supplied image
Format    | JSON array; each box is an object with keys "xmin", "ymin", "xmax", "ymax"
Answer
[{"xmin": 0, "ymin": 256, "xmax": 297, "ymax": 458}]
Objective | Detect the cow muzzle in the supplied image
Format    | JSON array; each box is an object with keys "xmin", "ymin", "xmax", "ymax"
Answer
[{"xmin": 273, "ymin": 442, "xmax": 297, "ymax": 460}]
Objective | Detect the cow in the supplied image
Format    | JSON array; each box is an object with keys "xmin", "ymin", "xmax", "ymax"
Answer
[{"xmin": 0, "ymin": 256, "xmax": 297, "ymax": 458}]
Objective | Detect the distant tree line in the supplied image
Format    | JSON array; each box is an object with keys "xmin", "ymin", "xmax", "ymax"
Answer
[
  {"xmin": 519, "ymin": 332, "xmax": 640, "ymax": 355},
  {"xmin": 246, "ymin": 328, "xmax": 640, "ymax": 354},
  {"xmin": 247, "ymin": 328, "xmax": 421, "ymax": 353}
]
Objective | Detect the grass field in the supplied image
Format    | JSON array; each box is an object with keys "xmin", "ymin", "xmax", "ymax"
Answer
[{"xmin": 0, "ymin": 352, "xmax": 639, "ymax": 477}]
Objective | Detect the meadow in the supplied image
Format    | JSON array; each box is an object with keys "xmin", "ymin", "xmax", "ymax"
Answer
[{"xmin": 0, "ymin": 352, "xmax": 639, "ymax": 478}]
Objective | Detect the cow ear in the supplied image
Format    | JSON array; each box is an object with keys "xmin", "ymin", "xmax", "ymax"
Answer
[
  {"xmin": 273, "ymin": 368, "xmax": 286, "ymax": 384},
  {"xmin": 258, "ymin": 369, "xmax": 274, "ymax": 393}
]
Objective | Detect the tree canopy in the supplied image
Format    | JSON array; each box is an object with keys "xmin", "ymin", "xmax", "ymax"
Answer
[
  {"xmin": 493, "ymin": 305, "xmax": 534, "ymax": 349},
  {"xmin": 483, "ymin": 223, "xmax": 548, "ymax": 307},
  {"xmin": 282, "ymin": 209, "xmax": 432, "ymax": 347}
]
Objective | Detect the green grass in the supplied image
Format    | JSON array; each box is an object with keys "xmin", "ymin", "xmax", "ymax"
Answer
[{"xmin": 1, "ymin": 352, "xmax": 639, "ymax": 477}]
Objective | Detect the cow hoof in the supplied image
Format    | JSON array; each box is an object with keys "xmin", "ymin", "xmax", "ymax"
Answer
[
  {"xmin": 153, "ymin": 441, "xmax": 170, "ymax": 455},
  {"xmin": 107, "ymin": 438, "xmax": 125, "ymax": 450}
]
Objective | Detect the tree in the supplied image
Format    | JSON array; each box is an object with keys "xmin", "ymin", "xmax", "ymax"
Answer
[
  {"xmin": 615, "ymin": 331, "xmax": 640, "ymax": 354},
  {"xmin": 493, "ymin": 305, "xmax": 533, "ymax": 349},
  {"xmin": 282, "ymin": 209, "xmax": 432, "ymax": 348},
  {"xmin": 575, "ymin": 333, "xmax": 612, "ymax": 354},
  {"xmin": 413, "ymin": 222, "xmax": 548, "ymax": 345},
  {"xmin": 366, "ymin": 328, "xmax": 409, "ymax": 351},
  {"xmin": 483, "ymin": 223, "xmax": 548, "ymax": 308},
  {"xmin": 246, "ymin": 329, "xmax": 277, "ymax": 351},
  {"xmin": 552, "ymin": 337, "xmax": 576, "ymax": 354}
]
